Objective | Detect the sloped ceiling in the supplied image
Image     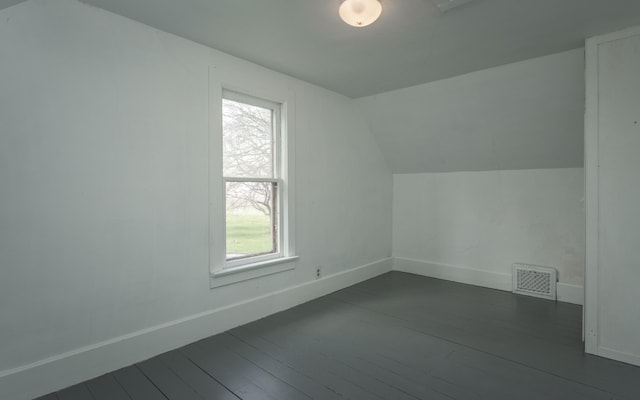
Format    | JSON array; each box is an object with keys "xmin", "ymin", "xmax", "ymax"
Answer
[
  {"xmin": 79, "ymin": 0, "xmax": 640, "ymax": 98},
  {"xmin": 358, "ymin": 49, "xmax": 585, "ymax": 173},
  {"xmin": 0, "ymin": 0, "xmax": 25, "ymax": 11}
]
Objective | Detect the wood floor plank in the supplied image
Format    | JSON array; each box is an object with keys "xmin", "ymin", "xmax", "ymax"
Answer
[
  {"xmin": 334, "ymin": 283, "xmax": 581, "ymax": 350},
  {"xmin": 191, "ymin": 333, "xmax": 384, "ymax": 400},
  {"xmin": 438, "ymin": 349, "xmax": 612, "ymax": 400},
  {"xmin": 180, "ymin": 341, "xmax": 278, "ymax": 400},
  {"xmin": 56, "ymin": 383, "xmax": 94, "ymax": 400},
  {"xmin": 112, "ymin": 365, "xmax": 167, "ymax": 400},
  {"xmin": 157, "ymin": 350, "xmax": 238, "ymax": 400},
  {"xmin": 136, "ymin": 357, "xmax": 203, "ymax": 400},
  {"xmin": 213, "ymin": 333, "xmax": 344, "ymax": 400},
  {"xmin": 179, "ymin": 344, "xmax": 276, "ymax": 400},
  {"xmin": 233, "ymin": 316, "xmax": 481, "ymax": 400},
  {"xmin": 346, "ymin": 272, "xmax": 584, "ymax": 333},
  {"xmin": 85, "ymin": 374, "xmax": 131, "ymax": 400},
  {"xmin": 231, "ymin": 382, "xmax": 279, "ymax": 400},
  {"xmin": 221, "ymin": 330, "xmax": 451, "ymax": 400},
  {"xmin": 182, "ymin": 336, "xmax": 312, "ymax": 400},
  {"xmin": 229, "ymin": 325, "xmax": 450, "ymax": 400}
]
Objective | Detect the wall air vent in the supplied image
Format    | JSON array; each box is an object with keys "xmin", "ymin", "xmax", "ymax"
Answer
[
  {"xmin": 431, "ymin": 0, "xmax": 474, "ymax": 12},
  {"xmin": 512, "ymin": 263, "xmax": 557, "ymax": 300}
]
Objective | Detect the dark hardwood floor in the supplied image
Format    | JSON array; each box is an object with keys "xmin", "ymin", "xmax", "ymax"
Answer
[{"xmin": 36, "ymin": 272, "xmax": 640, "ymax": 400}]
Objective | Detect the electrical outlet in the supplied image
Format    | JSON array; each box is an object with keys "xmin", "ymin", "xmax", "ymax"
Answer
[{"xmin": 315, "ymin": 266, "xmax": 321, "ymax": 279}]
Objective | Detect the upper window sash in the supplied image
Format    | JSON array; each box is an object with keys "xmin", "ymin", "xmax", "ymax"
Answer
[{"xmin": 222, "ymin": 95, "xmax": 276, "ymax": 179}]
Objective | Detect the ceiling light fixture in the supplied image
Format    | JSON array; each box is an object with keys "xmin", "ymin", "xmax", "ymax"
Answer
[{"xmin": 339, "ymin": 0, "xmax": 382, "ymax": 28}]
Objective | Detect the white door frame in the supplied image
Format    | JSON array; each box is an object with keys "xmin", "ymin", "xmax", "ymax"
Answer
[{"xmin": 584, "ymin": 25, "xmax": 640, "ymax": 360}]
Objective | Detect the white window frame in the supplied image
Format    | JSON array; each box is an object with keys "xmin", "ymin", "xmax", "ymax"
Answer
[{"xmin": 209, "ymin": 69, "xmax": 296, "ymax": 288}]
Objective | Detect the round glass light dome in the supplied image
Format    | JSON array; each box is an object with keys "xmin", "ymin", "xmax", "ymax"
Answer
[{"xmin": 339, "ymin": 0, "xmax": 382, "ymax": 27}]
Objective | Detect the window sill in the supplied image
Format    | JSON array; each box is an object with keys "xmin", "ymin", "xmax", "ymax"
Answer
[{"xmin": 210, "ymin": 256, "xmax": 299, "ymax": 288}]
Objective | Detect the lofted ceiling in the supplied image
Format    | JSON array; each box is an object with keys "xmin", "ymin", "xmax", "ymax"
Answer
[{"xmin": 74, "ymin": 0, "xmax": 640, "ymax": 98}]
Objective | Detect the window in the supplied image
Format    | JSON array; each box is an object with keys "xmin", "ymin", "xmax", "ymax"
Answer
[
  {"xmin": 209, "ymin": 79, "xmax": 296, "ymax": 287},
  {"xmin": 221, "ymin": 90, "xmax": 289, "ymax": 269}
]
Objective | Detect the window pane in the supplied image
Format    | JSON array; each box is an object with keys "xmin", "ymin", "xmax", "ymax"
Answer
[
  {"xmin": 222, "ymin": 99, "xmax": 274, "ymax": 178},
  {"xmin": 226, "ymin": 181, "xmax": 277, "ymax": 260}
]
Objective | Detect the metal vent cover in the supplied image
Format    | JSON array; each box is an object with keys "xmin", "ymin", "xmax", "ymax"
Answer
[{"xmin": 512, "ymin": 263, "xmax": 557, "ymax": 300}]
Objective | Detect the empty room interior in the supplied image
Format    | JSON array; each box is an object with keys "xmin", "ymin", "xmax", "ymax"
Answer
[{"xmin": 2, "ymin": 0, "xmax": 640, "ymax": 399}]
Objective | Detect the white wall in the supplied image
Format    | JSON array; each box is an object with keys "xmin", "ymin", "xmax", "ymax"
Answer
[
  {"xmin": 393, "ymin": 169, "xmax": 585, "ymax": 302},
  {"xmin": 393, "ymin": 168, "xmax": 585, "ymax": 302},
  {"xmin": 0, "ymin": 1, "xmax": 392, "ymax": 398},
  {"xmin": 357, "ymin": 49, "xmax": 585, "ymax": 173}
]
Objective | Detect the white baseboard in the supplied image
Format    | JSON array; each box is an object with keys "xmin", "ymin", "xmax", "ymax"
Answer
[
  {"xmin": 393, "ymin": 257, "xmax": 584, "ymax": 305},
  {"xmin": 598, "ymin": 346, "xmax": 640, "ymax": 367},
  {"xmin": 557, "ymin": 283, "xmax": 584, "ymax": 305},
  {"xmin": 394, "ymin": 257, "xmax": 512, "ymax": 291},
  {"xmin": 0, "ymin": 258, "xmax": 393, "ymax": 400}
]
